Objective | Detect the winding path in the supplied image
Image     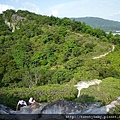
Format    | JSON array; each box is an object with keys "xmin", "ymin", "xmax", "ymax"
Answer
[
  {"xmin": 75, "ymin": 45, "xmax": 115, "ymax": 97},
  {"xmin": 74, "ymin": 79, "xmax": 102, "ymax": 97},
  {"xmin": 92, "ymin": 45, "xmax": 115, "ymax": 59}
]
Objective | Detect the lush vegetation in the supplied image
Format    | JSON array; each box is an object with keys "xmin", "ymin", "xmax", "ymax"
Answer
[
  {"xmin": 74, "ymin": 77, "xmax": 120, "ymax": 105},
  {"xmin": 0, "ymin": 84, "xmax": 77, "ymax": 110},
  {"xmin": 0, "ymin": 10, "xmax": 120, "ymax": 113},
  {"xmin": 70, "ymin": 17, "xmax": 120, "ymax": 32}
]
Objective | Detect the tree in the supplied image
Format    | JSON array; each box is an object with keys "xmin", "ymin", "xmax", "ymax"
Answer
[
  {"xmin": 71, "ymin": 20, "xmax": 81, "ymax": 31},
  {"xmin": 61, "ymin": 17, "xmax": 71, "ymax": 26},
  {"xmin": 12, "ymin": 44, "xmax": 26, "ymax": 68},
  {"xmin": 3, "ymin": 9, "xmax": 16, "ymax": 21},
  {"xmin": 111, "ymin": 34, "xmax": 120, "ymax": 45},
  {"xmin": 22, "ymin": 67, "xmax": 41, "ymax": 88},
  {"xmin": 106, "ymin": 31, "xmax": 113, "ymax": 40},
  {"xmin": 65, "ymin": 57, "xmax": 83, "ymax": 70},
  {"xmin": 52, "ymin": 69, "xmax": 72, "ymax": 84}
]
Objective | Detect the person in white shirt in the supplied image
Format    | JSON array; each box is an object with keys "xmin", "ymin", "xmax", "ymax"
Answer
[
  {"xmin": 29, "ymin": 97, "xmax": 35, "ymax": 105},
  {"xmin": 16, "ymin": 100, "xmax": 27, "ymax": 111}
]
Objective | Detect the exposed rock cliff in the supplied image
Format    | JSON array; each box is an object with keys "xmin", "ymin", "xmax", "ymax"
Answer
[
  {"xmin": 0, "ymin": 97, "xmax": 120, "ymax": 120},
  {"xmin": 4, "ymin": 14, "xmax": 24, "ymax": 32}
]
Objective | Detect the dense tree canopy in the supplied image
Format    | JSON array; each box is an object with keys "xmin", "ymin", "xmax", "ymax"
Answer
[{"xmin": 0, "ymin": 9, "xmax": 120, "ymax": 87}]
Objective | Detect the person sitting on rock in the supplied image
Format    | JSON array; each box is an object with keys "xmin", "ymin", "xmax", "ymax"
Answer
[
  {"xmin": 29, "ymin": 97, "xmax": 36, "ymax": 105},
  {"xmin": 16, "ymin": 100, "xmax": 27, "ymax": 111}
]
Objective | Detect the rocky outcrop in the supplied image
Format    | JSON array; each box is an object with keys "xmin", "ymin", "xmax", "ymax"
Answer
[
  {"xmin": 4, "ymin": 14, "xmax": 24, "ymax": 32},
  {"xmin": 0, "ymin": 104, "xmax": 14, "ymax": 114},
  {"xmin": 1, "ymin": 101, "xmax": 101, "ymax": 115},
  {"xmin": 11, "ymin": 14, "xmax": 24, "ymax": 21},
  {"xmin": 5, "ymin": 20, "xmax": 16, "ymax": 32},
  {"xmin": 0, "ymin": 97, "xmax": 120, "ymax": 120},
  {"xmin": 81, "ymin": 96, "xmax": 120, "ymax": 114},
  {"xmin": 0, "ymin": 101, "xmax": 101, "ymax": 120}
]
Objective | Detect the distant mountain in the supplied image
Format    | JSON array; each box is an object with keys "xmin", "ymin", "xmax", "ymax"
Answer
[{"xmin": 70, "ymin": 17, "xmax": 120, "ymax": 33}]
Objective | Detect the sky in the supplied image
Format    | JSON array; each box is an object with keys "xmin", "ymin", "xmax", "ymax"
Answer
[{"xmin": 0, "ymin": 0, "xmax": 120, "ymax": 22}]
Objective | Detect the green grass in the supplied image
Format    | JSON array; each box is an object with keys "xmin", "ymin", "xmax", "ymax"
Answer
[{"xmin": 74, "ymin": 77, "xmax": 120, "ymax": 105}]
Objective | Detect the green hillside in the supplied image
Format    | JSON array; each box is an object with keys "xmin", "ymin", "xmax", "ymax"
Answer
[
  {"xmin": 0, "ymin": 10, "xmax": 120, "ymax": 111},
  {"xmin": 70, "ymin": 17, "xmax": 120, "ymax": 33}
]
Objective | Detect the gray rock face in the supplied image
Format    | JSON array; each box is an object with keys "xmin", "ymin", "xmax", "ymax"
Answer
[
  {"xmin": 41, "ymin": 100, "xmax": 86, "ymax": 114},
  {"xmin": 4, "ymin": 14, "xmax": 24, "ymax": 32},
  {"xmin": 0, "ymin": 104, "xmax": 15, "ymax": 114},
  {"xmin": 11, "ymin": 14, "xmax": 24, "ymax": 21},
  {"xmin": 15, "ymin": 100, "xmax": 101, "ymax": 115},
  {"xmin": 0, "ymin": 97, "xmax": 120, "ymax": 120},
  {"xmin": 0, "ymin": 101, "xmax": 101, "ymax": 120}
]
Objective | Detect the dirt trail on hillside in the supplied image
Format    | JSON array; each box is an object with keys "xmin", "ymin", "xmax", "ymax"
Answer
[
  {"xmin": 92, "ymin": 45, "xmax": 115, "ymax": 59},
  {"xmin": 73, "ymin": 32, "xmax": 115, "ymax": 60},
  {"xmin": 74, "ymin": 79, "xmax": 102, "ymax": 97}
]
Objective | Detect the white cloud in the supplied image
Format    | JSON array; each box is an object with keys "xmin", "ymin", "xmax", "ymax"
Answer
[
  {"xmin": 10, "ymin": 0, "xmax": 18, "ymax": 2},
  {"xmin": 108, "ymin": 11, "xmax": 120, "ymax": 21},
  {"xmin": 46, "ymin": 0, "xmax": 92, "ymax": 17},
  {"xmin": 46, "ymin": 3, "xmax": 67, "ymax": 16},
  {"xmin": 0, "ymin": 4, "xmax": 15, "ymax": 13},
  {"xmin": 110, "ymin": 11, "xmax": 120, "ymax": 16},
  {"xmin": 48, "ymin": 0, "xmax": 117, "ymax": 20},
  {"xmin": 51, "ymin": 10, "xmax": 58, "ymax": 16},
  {"xmin": 19, "ymin": 2, "xmax": 41, "ymax": 14},
  {"xmin": 46, "ymin": 0, "xmax": 120, "ymax": 21}
]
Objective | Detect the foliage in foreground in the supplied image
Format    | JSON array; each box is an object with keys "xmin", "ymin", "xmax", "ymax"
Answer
[{"xmin": 0, "ymin": 84, "xmax": 77, "ymax": 110}]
